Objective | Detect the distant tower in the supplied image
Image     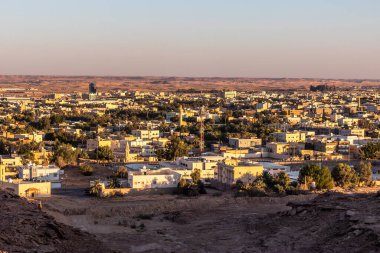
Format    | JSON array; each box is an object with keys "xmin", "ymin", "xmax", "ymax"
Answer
[
  {"xmin": 179, "ymin": 105, "xmax": 186, "ymax": 126},
  {"xmin": 88, "ymin": 82, "xmax": 97, "ymax": 100},
  {"xmin": 89, "ymin": 82, "xmax": 97, "ymax": 94},
  {"xmin": 199, "ymin": 106, "xmax": 205, "ymax": 153},
  {"xmin": 124, "ymin": 142, "xmax": 130, "ymax": 163}
]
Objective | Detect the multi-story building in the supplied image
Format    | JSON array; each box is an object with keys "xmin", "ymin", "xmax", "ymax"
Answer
[
  {"xmin": 132, "ymin": 130, "xmax": 160, "ymax": 140},
  {"xmin": 340, "ymin": 128, "xmax": 365, "ymax": 138},
  {"xmin": 222, "ymin": 90, "xmax": 237, "ymax": 99},
  {"xmin": 86, "ymin": 138, "xmax": 112, "ymax": 151},
  {"xmin": 314, "ymin": 141, "xmax": 338, "ymax": 154},
  {"xmin": 271, "ymin": 131, "xmax": 306, "ymax": 143},
  {"xmin": 18, "ymin": 164, "xmax": 64, "ymax": 189},
  {"xmin": 217, "ymin": 159, "xmax": 263, "ymax": 185},
  {"xmin": 229, "ymin": 137, "xmax": 262, "ymax": 149}
]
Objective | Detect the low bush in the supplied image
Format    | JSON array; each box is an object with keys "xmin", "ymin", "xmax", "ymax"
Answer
[
  {"xmin": 135, "ymin": 213, "xmax": 154, "ymax": 220},
  {"xmin": 80, "ymin": 164, "xmax": 94, "ymax": 176}
]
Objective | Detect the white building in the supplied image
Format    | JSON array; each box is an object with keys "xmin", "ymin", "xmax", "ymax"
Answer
[
  {"xmin": 128, "ymin": 168, "xmax": 181, "ymax": 189},
  {"xmin": 175, "ymin": 156, "xmax": 223, "ymax": 179},
  {"xmin": 19, "ymin": 164, "xmax": 64, "ymax": 189}
]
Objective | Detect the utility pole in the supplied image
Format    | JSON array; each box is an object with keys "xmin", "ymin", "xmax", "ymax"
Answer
[{"xmin": 200, "ymin": 106, "xmax": 205, "ymax": 153}]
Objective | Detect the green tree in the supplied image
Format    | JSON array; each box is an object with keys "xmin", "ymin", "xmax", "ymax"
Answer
[
  {"xmin": 331, "ymin": 163, "xmax": 358, "ymax": 188},
  {"xmin": 354, "ymin": 161, "xmax": 373, "ymax": 186},
  {"xmin": 39, "ymin": 116, "xmax": 51, "ymax": 130},
  {"xmin": 298, "ymin": 164, "xmax": 320, "ymax": 185},
  {"xmin": 95, "ymin": 146, "xmax": 114, "ymax": 162},
  {"xmin": 176, "ymin": 178, "xmax": 199, "ymax": 197},
  {"xmin": 50, "ymin": 114, "xmax": 65, "ymax": 125},
  {"xmin": 197, "ymin": 180, "xmax": 207, "ymax": 194},
  {"xmin": 190, "ymin": 168, "xmax": 201, "ymax": 183},
  {"xmin": 155, "ymin": 148, "xmax": 166, "ymax": 161},
  {"xmin": 236, "ymin": 179, "xmax": 245, "ymax": 191},
  {"xmin": 272, "ymin": 172, "xmax": 290, "ymax": 193},
  {"xmin": 251, "ymin": 176, "xmax": 266, "ymax": 191},
  {"xmin": 298, "ymin": 164, "xmax": 334, "ymax": 190},
  {"xmin": 88, "ymin": 180, "xmax": 102, "ymax": 196},
  {"xmin": 108, "ymin": 177, "xmax": 121, "ymax": 189},
  {"xmin": 316, "ymin": 166, "xmax": 334, "ymax": 190},
  {"xmin": 359, "ymin": 142, "xmax": 380, "ymax": 160},
  {"xmin": 115, "ymin": 166, "xmax": 128, "ymax": 179},
  {"xmin": 165, "ymin": 137, "xmax": 190, "ymax": 160},
  {"xmin": 53, "ymin": 143, "xmax": 81, "ymax": 167}
]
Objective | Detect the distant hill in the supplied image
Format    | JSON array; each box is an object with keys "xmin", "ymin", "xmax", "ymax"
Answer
[{"xmin": 0, "ymin": 75, "xmax": 379, "ymax": 94}]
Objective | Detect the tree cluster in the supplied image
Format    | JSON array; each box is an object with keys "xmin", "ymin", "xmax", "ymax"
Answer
[
  {"xmin": 236, "ymin": 171, "xmax": 293, "ymax": 196},
  {"xmin": 359, "ymin": 142, "xmax": 380, "ymax": 160},
  {"xmin": 299, "ymin": 162, "xmax": 373, "ymax": 189},
  {"xmin": 176, "ymin": 169, "xmax": 207, "ymax": 196},
  {"xmin": 156, "ymin": 137, "xmax": 190, "ymax": 161}
]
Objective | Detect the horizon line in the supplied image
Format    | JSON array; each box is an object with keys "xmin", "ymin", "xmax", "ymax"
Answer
[{"xmin": 0, "ymin": 74, "xmax": 380, "ymax": 82}]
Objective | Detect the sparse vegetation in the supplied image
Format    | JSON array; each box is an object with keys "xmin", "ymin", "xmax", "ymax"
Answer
[
  {"xmin": 176, "ymin": 171, "xmax": 207, "ymax": 197},
  {"xmin": 80, "ymin": 164, "xmax": 94, "ymax": 176},
  {"xmin": 88, "ymin": 180, "xmax": 102, "ymax": 196}
]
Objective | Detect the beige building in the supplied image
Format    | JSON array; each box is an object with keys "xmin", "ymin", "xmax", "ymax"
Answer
[
  {"xmin": 0, "ymin": 155, "xmax": 22, "ymax": 166},
  {"xmin": 132, "ymin": 130, "xmax": 160, "ymax": 139},
  {"xmin": 217, "ymin": 160, "xmax": 263, "ymax": 185},
  {"xmin": 0, "ymin": 180, "xmax": 51, "ymax": 197},
  {"xmin": 229, "ymin": 137, "xmax": 262, "ymax": 148},
  {"xmin": 266, "ymin": 142, "xmax": 304, "ymax": 160},
  {"xmin": 271, "ymin": 131, "xmax": 306, "ymax": 143},
  {"xmin": 174, "ymin": 157, "xmax": 220, "ymax": 180},
  {"xmin": 222, "ymin": 90, "xmax": 237, "ymax": 99},
  {"xmin": 256, "ymin": 102, "xmax": 271, "ymax": 112},
  {"xmin": 340, "ymin": 128, "xmax": 365, "ymax": 138},
  {"xmin": 266, "ymin": 142, "xmax": 290, "ymax": 156},
  {"xmin": 13, "ymin": 133, "xmax": 44, "ymax": 143},
  {"xmin": 86, "ymin": 138, "xmax": 112, "ymax": 151},
  {"xmin": 0, "ymin": 156, "xmax": 23, "ymax": 179}
]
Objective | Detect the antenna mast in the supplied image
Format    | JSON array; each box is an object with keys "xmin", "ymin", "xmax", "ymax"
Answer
[{"xmin": 200, "ymin": 106, "xmax": 205, "ymax": 153}]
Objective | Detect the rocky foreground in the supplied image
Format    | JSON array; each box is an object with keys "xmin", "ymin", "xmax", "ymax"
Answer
[
  {"xmin": 1, "ymin": 189, "xmax": 380, "ymax": 253},
  {"xmin": 0, "ymin": 190, "xmax": 110, "ymax": 253},
  {"xmin": 246, "ymin": 192, "xmax": 380, "ymax": 253}
]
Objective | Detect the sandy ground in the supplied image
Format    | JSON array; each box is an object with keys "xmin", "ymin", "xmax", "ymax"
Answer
[{"xmin": 41, "ymin": 192, "xmax": 317, "ymax": 253}]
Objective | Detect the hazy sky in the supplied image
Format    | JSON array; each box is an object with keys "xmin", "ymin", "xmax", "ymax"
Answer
[{"xmin": 1, "ymin": 0, "xmax": 380, "ymax": 78}]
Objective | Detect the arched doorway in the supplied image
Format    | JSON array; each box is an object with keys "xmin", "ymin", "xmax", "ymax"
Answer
[{"xmin": 25, "ymin": 188, "xmax": 40, "ymax": 198}]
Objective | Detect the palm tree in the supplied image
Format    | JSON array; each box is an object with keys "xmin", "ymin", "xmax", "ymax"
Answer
[
  {"xmin": 89, "ymin": 180, "xmax": 102, "ymax": 196},
  {"xmin": 108, "ymin": 177, "xmax": 121, "ymax": 189}
]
